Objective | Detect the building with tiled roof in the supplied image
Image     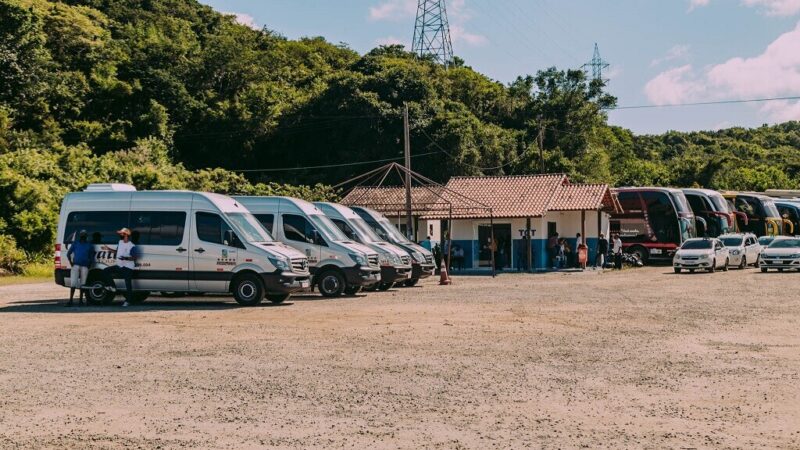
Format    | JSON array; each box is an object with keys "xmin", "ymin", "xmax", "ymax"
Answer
[{"xmin": 339, "ymin": 174, "xmax": 619, "ymax": 272}]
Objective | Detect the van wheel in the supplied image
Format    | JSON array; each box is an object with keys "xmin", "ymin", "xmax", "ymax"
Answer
[
  {"xmin": 85, "ymin": 273, "xmax": 115, "ymax": 306},
  {"xmin": 722, "ymin": 259, "xmax": 729, "ymax": 271},
  {"xmin": 344, "ymin": 286, "xmax": 361, "ymax": 296},
  {"xmin": 266, "ymin": 293, "xmax": 290, "ymax": 304},
  {"xmin": 404, "ymin": 278, "xmax": 419, "ymax": 287},
  {"xmin": 317, "ymin": 270, "xmax": 344, "ymax": 297},
  {"xmin": 130, "ymin": 291, "xmax": 150, "ymax": 304},
  {"xmin": 232, "ymin": 273, "xmax": 264, "ymax": 306},
  {"xmin": 378, "ymin": 282, "xmax": 393, "ymax": 291}
]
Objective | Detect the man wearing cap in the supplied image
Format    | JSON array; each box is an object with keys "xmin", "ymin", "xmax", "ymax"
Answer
[
  {"xmin": 66, "ymin": 230, "xmax": 94, "ymax": 306},
  {"xmin": 102, "ymin": 228, "xmax": 137, "ymax": 307}
]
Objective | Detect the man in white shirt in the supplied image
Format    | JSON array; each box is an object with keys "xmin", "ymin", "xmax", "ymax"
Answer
[
  {"xmin": 612, "ymin": 233, "xmax": 623, "ymax": 270},
  {"xmin": 102, "ymin": 228, "xmax": 137, "ymax": 307}
]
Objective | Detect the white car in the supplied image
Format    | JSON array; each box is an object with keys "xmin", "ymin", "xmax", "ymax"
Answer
[
  {"xmin": 759, "ymin": 237, "xmax": 800, "ymax": 272},
  {"xmin": 673, "ymin": 238, "xmax": 730, "ymax": 273},
  {"xmin": 718, "ymin": 233, "xmax": 761, "ymax": 269}
]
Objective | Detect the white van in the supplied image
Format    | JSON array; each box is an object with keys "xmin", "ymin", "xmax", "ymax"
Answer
[
  {"xmin": 314, "ymin": 202, "xmax": 412, "ymax": 291},
  {"xmin": 350, "ymin": 206, "xmax": 435, "ymax": 286},
  {"xmin": 233, "ymin": 197, "xmax": 382, "ymax": 297},
  {"xmin": 55, "ymin": 184, "xmax": 311, "ymax": 306}
]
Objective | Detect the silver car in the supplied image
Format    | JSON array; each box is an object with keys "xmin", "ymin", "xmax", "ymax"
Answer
[
  {"xmin": 673, "ymin": 238, "xmax": 730, "ymax": 273},
  {"xmin": 718, "ymin": 233, "xmax": 761, "ymax": 269},
  {"xmin": 759, "ymin": 237, "xmax": 800, "ymax": 272}
]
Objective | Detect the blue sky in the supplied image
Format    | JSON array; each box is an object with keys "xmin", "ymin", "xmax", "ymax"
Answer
[{"xmin": 200, "ymin": 0, "xmax": 800, "ymax": 134}]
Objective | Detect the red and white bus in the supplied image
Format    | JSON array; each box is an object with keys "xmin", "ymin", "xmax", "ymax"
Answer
[{"xmin": 611, "ymin": 187, "xmax": 697, "ymax": 263}]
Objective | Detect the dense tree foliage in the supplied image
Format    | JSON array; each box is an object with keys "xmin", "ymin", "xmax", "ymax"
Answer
[{"xmin": 1, "ymin": 0, "xmax": 799, "ymax": 267}]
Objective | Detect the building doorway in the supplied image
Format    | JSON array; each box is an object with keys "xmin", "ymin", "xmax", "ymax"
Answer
[{"xmin": 477, "ymin": 223, "xmax": 512, "ymax": 269}]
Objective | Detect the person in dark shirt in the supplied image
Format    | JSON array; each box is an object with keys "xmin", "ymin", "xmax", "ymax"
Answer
[
  {"xmin": 66, "ymin": 230, "xmax": 94, "ymax": 306},
  {"xmin": 595, "ymin": 233, "xmax": 609, "ymax": 269}
]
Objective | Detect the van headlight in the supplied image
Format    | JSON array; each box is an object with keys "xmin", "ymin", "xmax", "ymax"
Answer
[
  {"xmin": 411, "ymin": 251, "xmax": 425, "ymax": 263},
  {"xmin": 389, "ymin": 253, "xmax": 402, "ymax": 265},
  {"xmin": 269, "ymin": 256, "xmax": 290, "ymax": 271},
  {"xmin": 349, "ymin": 253, "xmax": 367, "ymax": 266}
]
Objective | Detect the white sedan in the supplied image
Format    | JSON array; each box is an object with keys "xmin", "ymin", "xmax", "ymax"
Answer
[
  {"xmin": 673, "ymin": 238, "xmax": 730, "ymax": 273},
  {"xmin": 759, "ymin": 237, "xmax": 800, "ymax": 272},
  {"xmin": 719, "ymin": 233, "xmax": 761, "ymax": 269}
]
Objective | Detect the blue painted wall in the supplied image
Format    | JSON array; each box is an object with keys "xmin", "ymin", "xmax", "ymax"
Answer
[{"xmin": 448, "ymin": 238, "xmax": 606, "ymax": 270}]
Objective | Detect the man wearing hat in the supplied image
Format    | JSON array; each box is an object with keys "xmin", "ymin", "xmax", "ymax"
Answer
[
  {"xmin": 66, "ymin": 230, "xmax": 94, "ymax": 306},
  {"xmin": 102, "ymin": 228, "xmax": 137, "ymax": 307}
]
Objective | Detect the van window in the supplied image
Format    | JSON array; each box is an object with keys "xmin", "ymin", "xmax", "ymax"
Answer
[
  {"xmin": 196, "ymin": 212, "xmax": 235, "ymax": 245},
  {"xmin": 282, "ymin": 214, "xmax": 325, "ymax": 245},
  {"xmin": 330, "ymin": 218, "xmax": 357, "ymax": 241},
  {"xmin": 64, "ymin": 211, "xmax": 130, "ymax": 244},
  {"xmin": 129, "ymin": 211, "xmax": 186, "ymax": 245},
  {"xmin": 254, "ymin": 214, "xmax": 274, "ymax": 234}
]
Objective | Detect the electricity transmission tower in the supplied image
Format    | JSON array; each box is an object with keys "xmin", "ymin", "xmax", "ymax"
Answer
[
  {"xmin": 582, "ymin": 43, "xmax": 610, "ymax": 82},
  {"xmin": 412, "ymin": 0, "xmax": 454, "ymax": 67}
]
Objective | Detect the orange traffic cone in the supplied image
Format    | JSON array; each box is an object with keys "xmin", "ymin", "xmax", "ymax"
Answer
[{"xmin": 439, "ymin": 264, "xmax": 452, "ymax": 285}]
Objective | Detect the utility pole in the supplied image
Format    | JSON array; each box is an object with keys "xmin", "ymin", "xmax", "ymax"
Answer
[
  {"xmin": 537, "ymin": 116, "xmax": 545, "ymax": 174},
  {"xmin": 403, "ymin": 103, "xmax": 413, "ymax": 239},
  {"xmin": 412, "ymin": 0, "xmax": 454, "ymax": 67},
  {"xmin": 582, "ymin": 43, "xmax": 610, "ymax": 82}
]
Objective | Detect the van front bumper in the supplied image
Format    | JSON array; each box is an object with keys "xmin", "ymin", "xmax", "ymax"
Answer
[
  {"xmin": 381, "ymin": 265, "xmax": 412, "ymax": 283},
  {"xmin": 343, "ymin": 266, "xmax": 381, "ymax": 288},
  {"xmin": 411, "ymin": 262, "xmax": 435, "ymax": 280},
  {"xmin": 261, "ymin": 272, "xmax": 312, "ymax": 294}
]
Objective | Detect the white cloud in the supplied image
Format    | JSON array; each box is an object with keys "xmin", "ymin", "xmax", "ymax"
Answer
[
  {"xmin": 650, "ymin": 44, "xmax": 691, "ymax": 67},
  {"xmin": 369, "ymin": 0, "xmax": 416, "ymax": 21},
  {"xmin": 644, "ymin": 21, "xmax": 800, "ymax": 122},
  {"xmin": 223, "ymin": 11, "xmax": 259, "ymax": 30},
  {"xmin": 369, "ymin": 0, "xmax": 487, "ymax": 47},
  {"xmin": 687, "ymin": 0, "xmax": 800, "ymax": 16},
  {"xmin": 375, "ymin": 36, "xmax": 406, "ymax": 47}
]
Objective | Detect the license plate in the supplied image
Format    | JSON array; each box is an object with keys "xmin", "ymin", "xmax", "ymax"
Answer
[
  {"xmin": 650, "ymin": 248, "xmax": 662, "ymax": 255},
  {"xmin": 300, "ymin": 280, "xmax": 310, "ymax": 288}
]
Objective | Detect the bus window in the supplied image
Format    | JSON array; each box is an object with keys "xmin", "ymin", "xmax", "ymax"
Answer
[{"xmin": 641, "ymin": 191, "xmax": 680, "ymax": 245}]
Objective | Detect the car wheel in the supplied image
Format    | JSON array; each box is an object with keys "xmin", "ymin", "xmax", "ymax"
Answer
[
  {"xmin": 317, "ymin": 270, "xmax": 345, "ymax": 297},
  {"xmin": 232, "ymin": 273, "xmax": 264, "ymax": 306},
  {"xmin": 404, "ymin": 278, "xmax": 420, "ymax": 287},
  {"xmin": 739, "ymin": 256, "xmax": 746, "ymax": 269},
  {"xmin": 708, "ymin": 259, "xmax": 716, "ymax": 273},
  {"xmin": 761, "ymin": 267, "xmax": 768, "ymax": 273},
  {"xmin": 266, "ymin": 293, "xmax": 290, "ymax": 304},
  {"xmin": 722, "ymin": 258, "xmax": 729, "ymax": 271},
  {"xmin": 674, "ymin": 268, "xmax": 681, "ymax": 273}
]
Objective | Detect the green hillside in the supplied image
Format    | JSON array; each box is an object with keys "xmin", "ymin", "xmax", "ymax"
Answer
[{"xmin": 1, "ymin": 0, "xmax": 799, "ymax": 268}]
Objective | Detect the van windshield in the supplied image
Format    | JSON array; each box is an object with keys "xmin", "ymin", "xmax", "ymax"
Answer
[
  {"xmin": 227, "ymin": 213, "xmax": 273, "ymax": 243},
  {"xmin": 350, "ymin": 218, "xmax": 384, "ymax": 243},
  {"xmin": 378, "ymin": 218, "xmax": 411, "ymax": 244},
  {"xmin": 310, "ymin": 214, "xmax": 349, "ymax": 242}
]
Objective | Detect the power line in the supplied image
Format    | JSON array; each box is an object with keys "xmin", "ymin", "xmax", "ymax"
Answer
[
  {"xmin": 611, "ymin": 96, "xmax": 800, "ymax": 110},
  {"xmin": 230, "ymin": 151, "xmax": 440, "ymax": 173}
]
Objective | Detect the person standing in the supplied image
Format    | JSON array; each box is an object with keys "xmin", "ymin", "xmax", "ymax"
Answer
[
  {"xmin": 102, "ymin": 228, "xmax": 137, "ymax": 307},
  {"xmin": 66, "ymin": 230, "xmax": 94, "ymax": 306},
  {"xmin": 547, "ymin": 233, "xmax": 559, "ymax": 269},
  {"xmin": 573, "ymin": 233, "xmax": 582, "ymax": 268},
  {"xmin": 613, "ymin": 233, "xmax": 623, "ymax": 270},
  {"xmin": 595, "ymin": 233, "xmax": 608, "ymax": 269}
]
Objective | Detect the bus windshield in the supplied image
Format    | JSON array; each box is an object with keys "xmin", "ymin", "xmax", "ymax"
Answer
[
  {"xmin": 709, "ymin": 194, "xmax": 731, "ymax": 213},
  {"xmin": 669, "ymin": 191, "xmax": 692, "ymax": 214},
  {"xmin": 227, "ymin": 213, "xmax": 273, "ymax": 243},
  {"xmin": 309, "ymin": 214, "xmax": 350, "ymax": 242},
  {"xmin": 763, "ymin": 200, "xmax": 780, "ymax": 217}
]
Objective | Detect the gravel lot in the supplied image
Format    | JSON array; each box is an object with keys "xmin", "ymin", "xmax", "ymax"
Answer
[{"xmin": 1, "ymin": 267, "xmax": 799, "ymax": 449}]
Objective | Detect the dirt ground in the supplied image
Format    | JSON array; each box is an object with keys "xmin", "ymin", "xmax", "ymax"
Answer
[{"xmin": 1, "ymin": 267, "xmax": 799, "ymax": 449}]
